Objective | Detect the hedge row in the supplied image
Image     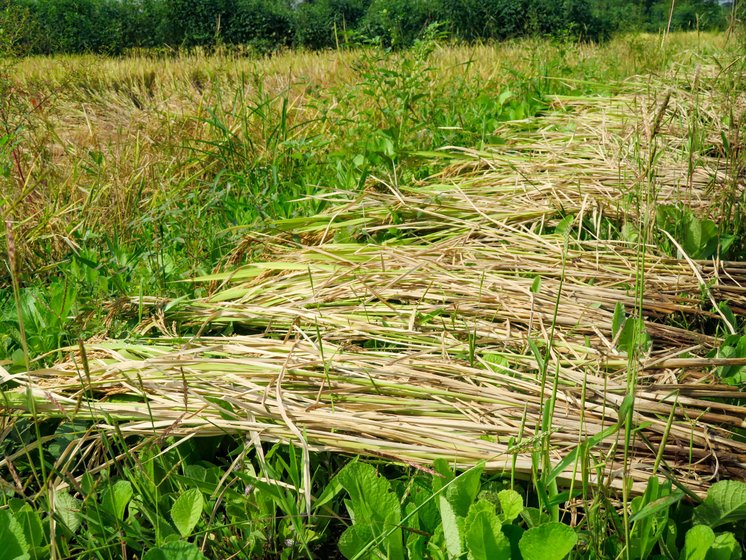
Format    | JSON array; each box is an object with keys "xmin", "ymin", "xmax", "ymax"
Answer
[{"xmin": 2, "ymin": 0, "xmax": 729, "ymax": 55}]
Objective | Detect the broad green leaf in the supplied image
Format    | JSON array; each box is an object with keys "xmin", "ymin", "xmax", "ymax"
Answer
[
  {"xmin": 337, "ymin": 462, "xmax": 396, "ymax": 522},
  {"xmin": 555, "ymin": 216, "xmax": 574, "ymax": 236},
  {"xmin": 519, "ymin": 522, "xmax": 578, "ymax": 560},
  {"xmin": 336, "ymin": 462, "xmax": 404, "ymax": 560},
  {"xmin": 498, "ymin": 89, "xmax": 513, "ymax": 106},
  {"xmin": 54, "ymin": 491, "xmax": 82, "ymax": 534},
  {"xmin": 682, "ymin": 217, "xmax": 719, "ymax": 259},
  {"xmin": 444, "ymin": 464, "xmax": 484, "ymax": 517},
  {"xmin": 339, "ymin": 524, "xmax": 375, "ymax": 560},
  {"xmin": 521, "ymin": 507, "xmax": 550, "ymax": 529},
  {"xmin": 707, "ymin": 532, "xmax": 740, "ymax": 560},
  {"xmin": 497, "ymin": 490, "xmax": 523, "ymax": 523},
  {"xmin": 682, "ymin": 217, "xmax": 704, "ymax": 257},
  {"xmin": 153, "ymin": 513, "xmax": 179, "ymax": 543},
  {"xmin": 426, "ymin": 525, "xmax": 449, "ymax": 560},
  {"xmin": 142, "ymin": 541, "xmax": 208, "ymax": 560},
  {"xmin": 621, "ymin": 222, "xmax": 639, "ymax": 243},
  {"xmin": 663, "ymin": 518, "xmax": 678, "ymax": 558},
  {"xmin": 464, "ymin": 500, "xmax": 510, "ymax": 560},
  {"xmin": 484, "ymin": 353, "xmax": 509, "ymax": 372},
  {"xmin": 0, "ymin": 510, "xmax": 29, "ymax": 560},
  {"xmin": 101, "ymin": 480, "xmax": 133, "ymax": 522},
  {"xmin": 717, "ymin": 334, "xmax": 746, "ymax": 383},
  {"xmin": 404, "ymin": 502, "xmax": 427, "ymax": 560},
  {"xmin": 432, "ymin": 459, "xmax": 455, "ymax": 493},
  {"xmin": 719, "ymin": 234, "xmax": 737, "ymax": 255},
  {"xmin": 13, "ymin": 506, "xmax": 44, "ymax": 550},
  {"xmin": 531, "ymin": 276, "xmax": 542, "ymax": 294},
  {"xmin": 409, "ymin": 480, "xmax": 441, "ymax": 536},
  {"xmin": 694, "ymin": 481, "xmax": 746, "ymax": 528},
  {"xmin": 171, "ymin": 489, "xmax": 204, "ymax": 538},
  {"xmin": 502, "ymin": 524, "xmax": 524, "ymax": 560},
  {"xmin": 439, "ymin": 495, "xmax": 463, "ymax": 558},
  {"xmin": 315, "ymin": 474, "xmax": 344, "ymax": 510},
  {"xmin": 617, "ymin": 317, "xmax": 651, "ymax": 355},
  {"xmin": 682, "ymin": 525, "xmax": 715, "ymax": 560}
]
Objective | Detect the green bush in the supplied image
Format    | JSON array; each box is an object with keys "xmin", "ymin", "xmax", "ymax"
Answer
[
  {"xmin": 437, "ymin": 0, "xmax": 526, "ymax": 40},
  {"xmin": 0, "ymin": 0, "xmax": 35, "ymax": 55},
  {"xmin": 358, "ymin": 0, "xmax": 442, "ymax": 47},
  {"xmin": 163, "ymin": 0, "xmax": 234, "ymax": 47},
  {"xmin": 2, "ymin": 0, "xmax": 732, "ymax": 55},
  {"xmin": 120, "ymin": 0, "xmax": 170, "ymax": 49},
  {"xmin": 294, "ymin": 0, "xmax": 372, "ymax": 49},
  {"xmin": 671, "ymin": 0, "xmax": 728, "ymax": 30},
  {"xmin": 225, "ymin": 0, "xmax": 294, "ymax": 51}
]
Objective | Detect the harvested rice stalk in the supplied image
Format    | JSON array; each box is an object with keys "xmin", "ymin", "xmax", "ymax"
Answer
[{"xmin": 3, "ymin": 336, "xmax": 745, "ymax": 497}]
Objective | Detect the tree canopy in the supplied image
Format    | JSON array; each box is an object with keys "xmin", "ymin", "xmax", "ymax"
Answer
[{"xmin": 2, "ymin": 0, "xmax": 730, "ymax": 55}]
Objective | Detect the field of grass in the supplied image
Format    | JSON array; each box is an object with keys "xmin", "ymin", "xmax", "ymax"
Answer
[{"xmin": 1, "ymin": 31, "xmax": 746, "ymax": 559}]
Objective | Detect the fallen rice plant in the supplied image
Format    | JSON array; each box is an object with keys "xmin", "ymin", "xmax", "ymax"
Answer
[
  {"xmin": 271, "ymin": 76, "xmax": 743, "ymax": 244},
  {"xmin": 3, "ymin": 71, "xmax": 746, "ymax": 498}
]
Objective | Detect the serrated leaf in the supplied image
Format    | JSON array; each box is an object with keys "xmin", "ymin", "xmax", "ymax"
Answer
[
  {"xmin": 694, "ymin": 481, "xmax": 746, "ymax": 528},
  {"xmin": 497, "ymin": 490, "xmax": 523, "ymax": 523},
  {"xmin": 439, "ymin": 495, "xmax": 463, "ymax": 558},
  {"xmin": 171, "ymin": 489, "xmax": 204, "ymax": 538},
  {"xmin": 0, "ymin": 510, "xmax": 29, "ymax": 560},
  {"xmin": 683, "ymin": 525, "xmax": 715, "ymax": 560},
  {"xmin": 13, "ymin": 507, "xmax": 45, "ymax": 550},
  {"xmin": 142, "ymin": 541, "xmax": 208, "ymax": 560},
  {"xmin": 519, "ymin": 522, "xmax": 577, "ymax": 560},
  {"xmin": 336, "ymin": 462, "xmax": 404, "ymax": 560},
  {"xmin": 464, "ymin": 500, "xmax": 510, "ymax": 560},
  {"xmin": 101, "ymin": 480, "xmax": 133, "ymax": 522}
]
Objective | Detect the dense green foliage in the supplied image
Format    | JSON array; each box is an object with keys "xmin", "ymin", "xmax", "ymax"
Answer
[
  {"xmin": 2, "ymin": 0, "xmax": 730, "ymax": 54},
  {"xmin": 0, "ymin": 441, "xmax": 744, "ymax": 559}
]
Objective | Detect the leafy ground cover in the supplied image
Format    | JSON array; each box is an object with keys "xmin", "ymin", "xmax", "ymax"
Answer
[{"xmin": 1, "ymin": 32, "xmax": 746, "ymax": 559}]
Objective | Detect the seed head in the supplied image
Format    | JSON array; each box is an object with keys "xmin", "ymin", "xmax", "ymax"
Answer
[{"xmin": 5, "ymin": 219, "xmax": 16, "ymax": 275}]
